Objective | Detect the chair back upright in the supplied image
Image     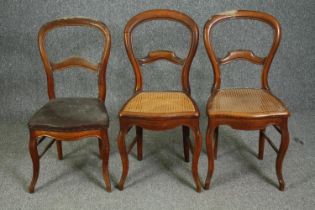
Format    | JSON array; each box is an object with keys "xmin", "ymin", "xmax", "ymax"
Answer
[{"xmin": 124, "ymin": 9, "xmax": 199, "ymax": 94}]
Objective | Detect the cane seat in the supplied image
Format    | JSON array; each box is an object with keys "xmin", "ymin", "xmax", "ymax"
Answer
[
  {"xmin": 208, "ymin": 88, "xmax": 289, "ymax": 118},
  {"xmin": 120, "ymin": 92, "xmax": 198, "ymax": 117}
]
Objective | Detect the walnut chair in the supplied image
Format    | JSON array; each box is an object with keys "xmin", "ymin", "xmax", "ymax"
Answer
[
  {"xmin": 117, "ymin": 9, "xmax": 202, "ymax": 192},
  {"xmin": 203, "ymin": 10, "xmax": 290, "ymax": 191},
  {"xmin": 27, "ymin": 18, "xmax": 111, "ymax": 193}
]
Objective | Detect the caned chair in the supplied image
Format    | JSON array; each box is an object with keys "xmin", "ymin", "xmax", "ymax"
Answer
[
  {"xmin": 204, "ymin": 10, "xmax": 290, "ymax": 191},
  {"xmin": 27, "ymin": 18, "xmax": 111, "ymax": 193},
  {"xmin": 117, "ymin": 9, "xmax": 202, "ymax": 192}
]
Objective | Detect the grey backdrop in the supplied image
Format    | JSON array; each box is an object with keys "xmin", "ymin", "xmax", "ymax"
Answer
[
  {"xmin": 1, "ymin": 1, "xmax": 315, "ymax": 209},
  {"xmin": 1, "ymin": 0, "xmax": 314, "ymax": 122}
]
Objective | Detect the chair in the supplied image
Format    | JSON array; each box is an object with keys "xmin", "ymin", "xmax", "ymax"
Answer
[
  {"xmin": 28, "ymin": 18, "xmax": 111, "ymax": 193},
  {"xmin": 204, "ymin": 10, "xmax": 290, "ymax": 191},
  {"xmin": 117, "ymin": 9, "xmax": 202, "ymax": 192}
]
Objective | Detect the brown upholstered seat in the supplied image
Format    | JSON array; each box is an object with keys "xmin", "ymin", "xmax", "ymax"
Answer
[
  {"xmin": 208, "ymin": 88, "xmax": 289, "ymax": 118},
  {"xmin": 28, "ymin": 98, "xmax": 109, "ymax": 131},
  {"xmin": 120, "ymin": 92, "xmax": 198, "ymax": 117}
]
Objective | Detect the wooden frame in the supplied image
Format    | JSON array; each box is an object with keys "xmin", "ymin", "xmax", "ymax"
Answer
[
  {"xmin": 28, "ymin": 17, "xmax": 111, "ymax": 193},
  {"xmin": 203, "ymin": 10, "xmax": 290, "ymax": 191},
  {"xmin": 117, "ymin": 9, "xmax": 202, "ymax": 192}
]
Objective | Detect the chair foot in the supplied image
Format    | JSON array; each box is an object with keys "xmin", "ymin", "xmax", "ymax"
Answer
[
  {"xmin": 28, "ymin": 132, "xmax": 39, "ymax": 193},
  {"xmin": 196, "ymin": 186, "xmax": 201, "ymax": 193},
  {"xmin": 204, "ymin": 170, "xmax": 214, "ymax": 190},
  {"xmin": 279, "ymin": 181, "xmax": 285, "ymax": 191},
  {"xmin": 118, "ymin": 183, "xmax": 124, "ymax": 191},
  {"xmin": 28, "ymin": 186, "xmax": 35, "ymax": 193},
  {"xmin": 106, "ymin": 186, "xmax": 112, "ymax": 192}
]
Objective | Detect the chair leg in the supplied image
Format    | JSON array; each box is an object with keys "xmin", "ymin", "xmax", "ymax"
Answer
[
  {"xmin": 136, "ymin": 126, "xmax": 143, "ymax": 161},
  {"xmin": 28, "ymin": 132, "xmax": 39, "ymax": 193},
  {"xmin": 258, "ymin": 129, "xmax": 265, "ymax": 160},
  {"xmin": 205, "ymin": 122, "xmax": 215, "ymax": 190},
  {"xmin": 276, "ymin": 119, "xmax": 290, "ymax": 191},
  {"xmin": 191, "ymin": 126, "xmax": 202, "ymax": 192},
  {"xmin": 101, "ymin": 129, "xmax": 111, "ymax": 192},
  {"xmin": 98, "ymin": 138, "xmax": 103, "ymax": 159},
  {"xmin": 117, "ymin": 127, "xmax": 129, "ymax": 190},
  {"xmin": 214, "ymin": 127, "xmax": 219, "ymax": 160},
  {"xmin": 182, "ymin": 126, "xmax": 190, "ymax": 162},
  {"xmin": 56, "ymin": 141, "xmax": 63, "ymax": 160}
]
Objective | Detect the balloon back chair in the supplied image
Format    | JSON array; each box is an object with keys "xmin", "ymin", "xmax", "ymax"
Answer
[
  {"xmin": 117, "ymin": 9, "xmax": 202, "ymax": 192},
  {"xmin": 204, "ymin": 10, "xmax": 290, "ymax": 191},
  {"xmin": 28, "ymin": 18, "xmax": 111, "ymax": 193}
]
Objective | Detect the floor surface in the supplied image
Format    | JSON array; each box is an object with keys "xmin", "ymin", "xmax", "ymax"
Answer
[{"xmin": 0, "ymin": 112, "xmax": 314, "ymax": 209}]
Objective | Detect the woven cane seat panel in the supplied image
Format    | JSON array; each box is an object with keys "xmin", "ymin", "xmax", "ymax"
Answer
[
  {"xmin": 121, "ymin": 92, "xmax": 197, "ymax": 116},
  {"xmin": 208, "ymin": 88, "xmax": 288, "ymax": 117}
]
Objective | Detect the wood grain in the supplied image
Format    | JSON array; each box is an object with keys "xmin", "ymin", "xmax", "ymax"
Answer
[
  {"xmin": 118, "ymin": 9, "xmax": 201, "ymax": 192},
  {"xmin": 203, "ymin": 10, "xmax": 290, "ymax": 192},
  {"xmin": 28, "ymin": 17, "xmax": 112, "ymax": 193}
]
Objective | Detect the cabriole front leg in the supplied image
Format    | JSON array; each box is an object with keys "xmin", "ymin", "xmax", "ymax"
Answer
[
  {"xmin": 28, "ymin": 131, "xmax": 39, "ymax": 193},
  {"xmin": 205, "ymin": 121, "xmax": 215, "ymax": 190},
  {"xmin": 101, "ymin": 130, "xmax": 111, "ymax": 192},
  {"xmin": 191, "ymin": 126, "xmax": 202, "ymax": 192},
  {"xmin": 276, "ymin": 119, "xmax": 290, "ymax": 191},
  {"xmin": 117, "ymin": 126, "xmax": 129, "ymax": 190}
]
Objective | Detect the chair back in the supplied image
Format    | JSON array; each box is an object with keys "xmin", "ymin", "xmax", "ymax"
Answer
[
  {"xmin": 124, "ymin": 9, "xmax": 199, "ymax": 93},
  {"xmin": 204, "ymin": 10, "xmax": 281, "ymax": 92},
  {"xmin": 38, "ymin": 17, "xmax": 111, "ymax": 102}
]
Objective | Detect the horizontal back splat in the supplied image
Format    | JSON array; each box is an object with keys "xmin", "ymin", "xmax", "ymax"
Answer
[
  {"xmin": 219, "ymin": 50, "xmax": 266, "ymax": 65},
  {"xmin": 137, "ymin": 50, "xmax": 185, "ymax": 65}
]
